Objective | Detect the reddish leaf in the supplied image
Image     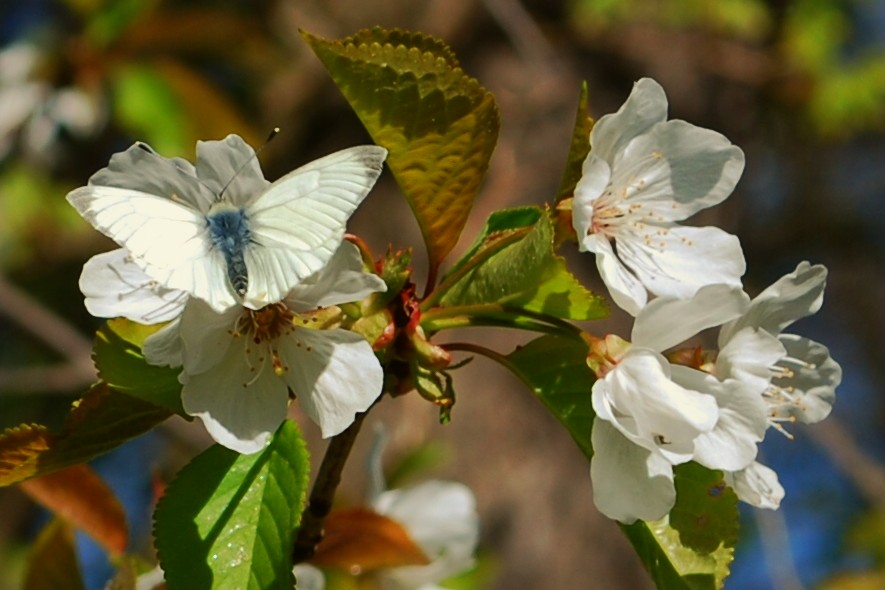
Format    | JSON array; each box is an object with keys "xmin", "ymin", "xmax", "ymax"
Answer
[
  {"xmin": 21, "ymin": 464, "xmax": 128, "ymax": 556},
  {"xmin": 0, "ymin": 383, "xmax": 171, "ymax": 487},
  {"xmin": 311, "ymin": 508, "xmax": 430, "ymax": 571}
]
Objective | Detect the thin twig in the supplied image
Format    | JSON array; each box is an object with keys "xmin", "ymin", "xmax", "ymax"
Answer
[
  {"xmin": 292, "ymin": 409, "xmax": 370, "ymax": 564},
  {"xmin": 754, "ymin": 498, "xmax": 806, "ymax": 590},
  {"xmin": 481, "ymin": 0, "xmax": 560, "ymax": 70},
  {"xmin": 0, "ymin": 274, "xmax": 96, "ymax": 392},
  {"xmin": 804, "ymin": 417, "xmax": 885, "ymax": 510},
  {"xmin": 0, "ymin": 274, "xmax": 93, "ymax": 362},
  {"xmin": 0, "ymin": 362, "xmax": 94, "ymax": 393}
]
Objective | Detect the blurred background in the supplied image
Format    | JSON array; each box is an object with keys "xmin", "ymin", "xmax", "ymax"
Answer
[{"xmin": 0, "ymin": 0, "xmax": 883, "ymax": 588}]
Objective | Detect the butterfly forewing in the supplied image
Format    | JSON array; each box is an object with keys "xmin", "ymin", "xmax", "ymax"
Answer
[
  {"xmin": 67, "ymin": 186, "xmax": 238, "ymax": 311},
  {"xmin": 241, "ymin": 145, "xmax": 387, "ymax": 307}
]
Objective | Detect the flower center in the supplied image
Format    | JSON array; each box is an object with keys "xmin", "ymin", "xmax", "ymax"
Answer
[
  {"xmin": 590, "ymin": 189, "xmax": 627, "ymax": 238},
  {"xmin": 763, "ymin": 355, "xmax": 818, "ymax": 439},
  {"xmin": 231, "ymin": 303, "xmax": 296, "ymax": 380},
  {"xmin": 241, "ymin": 303, "xmax": 295, "ymax": 343}
]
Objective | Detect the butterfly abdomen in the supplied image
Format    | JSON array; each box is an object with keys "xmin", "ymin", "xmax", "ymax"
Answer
[{"xmin": 207, "ymin": 208, "xmax": 251, "ymax": 296}]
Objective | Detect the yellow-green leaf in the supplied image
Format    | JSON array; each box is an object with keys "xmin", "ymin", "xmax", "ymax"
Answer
[
  {"xmin": 302, "ymin": 27, "xmax": 500, "ymax": 273},
  {"xmin": 556, "ymin": 81, "xmax": 594, "ymax": 202}
]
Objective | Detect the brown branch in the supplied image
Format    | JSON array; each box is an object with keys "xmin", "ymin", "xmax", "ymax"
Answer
[
  {"xmin": 0, "ymin": 274, "xmax": 93, "ymax": 362},
  {"xmin": 292, "ymin": 409, "xmax": 369, "ymax": 564}
]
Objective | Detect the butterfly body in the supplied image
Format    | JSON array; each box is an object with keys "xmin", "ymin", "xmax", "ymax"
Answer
[{"xmin": 206, "ymin": 204, "xmax": 251, "ymax": 296}]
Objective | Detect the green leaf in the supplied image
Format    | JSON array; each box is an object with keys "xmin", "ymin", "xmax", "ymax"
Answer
[
  {"xmin": 154, "ymin": 420, "xmax": 310, "ymax": 590},
  {"xmin": 302, "ymin": 27, "xmax": 500, "ymax": 272},
  {"xmin": 506, "ymin": 335, "xmax": 594, "ymax": 458},
  {"xmin": 440, "ymin": 207, "xmax": 542, "ymax": 283},
  {"xmin": 670, "ymin": 463, "xmax": 739, "ymax": 554},
  {"xmin": 556, "ymin": 81, "xmax": 594, "ymax": 202},
  {"xmin": 436, "ymin": 209, "xmax": 607, "ymax": 321},
  {"xmin": 0, "ymin": 384, "xmax": 171, "ymax": 487},
  {"xmin": 93, "ymin": 319, "xmax": 185, "ymax": 415},
  {"xmin": 620, "ymin": 518, "xmax": 734, "ymax": 590}
]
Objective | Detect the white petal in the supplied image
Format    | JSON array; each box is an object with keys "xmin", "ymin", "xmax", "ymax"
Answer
[
  {"xmin": 177, "ymin": 298, "xmax": 242, "ymax": 375},
  {"xmin": 726, "ymin": 462, "xmax": 784, "ymax": 509},
  {"xmin": 632, "ymin": 284, "xmax": 749, "ymax": 351},
  {"xmin": 720, "ymin": 261, "xmax": 827, "ymax": 342},
  {"xmin": 79, "ymin": 249, "xmax": 187, "ymax": 323},
  {"xmin": 279, "ymin": 327, "xmax": 383, "ymax": 438},
  {"xmin": 772, "ymin": 334, "xmax": 840, "ymax": 424},
  {"xmin": 284, "ymin": 241, "xmax": 386, "ymax": 312},
  {"xmin": 376, "ymin": 481, "xmax": 479, "ymax": 589},
  {"xmin": 292, "ymin": 565, "xmax": 325, "ymax": 590},
  {"xmin": 590, "ymin": 418, "xmax": 676, "ymax": 523},
  {"xmin": 572, "ymin": 154, "xmax": 612, "ymax": 251},
  {"xmin": 589, "ymin": 78, "xmax": 668, "ymax": 165},
  {"xmin": 195, "ymin": 134, "xmax": 269, "ymax": 203},
  {"xmin": 181, "ymin": 340, "xmax": 288, "ymax": 454},
  {"xmin": 616, "ymin": 224, "xmax": 746, "ymax": 301},
  {"xmin": 241, "ymin": 146, "xmax": 387, "ymax": 308},
  {"xmin": 671, "ymin": 367, "xmax": 767, "ymax": 471},
  {"xmin": 715, "ymin": 326, "xmax": 785, "ymax": 392},
  {"xmin": 610, "ymin": 120, "xmax": 744, "ymax": 221},
  {"xmin": 142, "ymin": 318, "xmax": 184, "ymax": 368},
  {"xmin": 592, "ymin": 348, "xmax": 718, "ymax": 463},
  {"xmin": 592, "ymin": 236, "xmax": 647, "ymax": 316}
]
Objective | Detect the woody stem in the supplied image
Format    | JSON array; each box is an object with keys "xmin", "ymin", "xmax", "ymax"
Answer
[{"xmin": 291, "ymin": 408, "xmax": 369, "ymax": 564}]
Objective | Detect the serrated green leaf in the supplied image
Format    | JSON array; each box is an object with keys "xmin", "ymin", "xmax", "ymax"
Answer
[
  {"xmin": 507, "ymin": 335, "xmax": 594, "ymax": 458},
  {"xmin": 436, "ymin": 210, "xmax": 607, "ymax": 320},
  {"xmin": 0, "ymin": 384, "xmax": 171, "ymax": 487},
  {"xmin": 93, "ymin": 319, "xmax": 185, "ymax": 415},
  {"xmin": 440, "ymin": 207, "xmax": 542, "ymax": 282},
  {"xmin": 302, "ymin": 27, "xmax": 500, "ymax": 271},
  {"xmin": 154, "ymin": 420, "xmax": 310, "ymax": 590},
  {"xmin": 23, "ymin": 520, "xmax": 86, "ymax": 590},
  {"xmin": 556, "ymin": 81, "xmax": 594, "ymax": 202},
  {"xmin": 620, "ymin": 518, "xmax": 734, "ymax": 590},
  {"xmin": 670, "ymin": 463, "xmax": 739, "ymax": 554}
]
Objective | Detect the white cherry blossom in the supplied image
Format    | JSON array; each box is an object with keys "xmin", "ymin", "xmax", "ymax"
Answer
[
  {"xmin": 716, "ymin": 262, "xmax": 841, "ymax": 436},
  {"xmin": 140, "ymin": 242, "xmax": 387, "ymax": 453},
  {"xmin": 80, "ymin": 240, "xmax": 385, "ymax": 454},
  {"xmin": 590, "ymin": 284, "xmax": 767, "ymax": 522},
  {"xmin": 572, "ymin": 77, "xmax": 746, "ymax": 315}
]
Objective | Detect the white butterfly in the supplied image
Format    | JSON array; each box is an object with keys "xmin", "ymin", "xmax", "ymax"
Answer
[{"xmin": 67, "ymin": 134, "xmax": 387, "ymax": 312}]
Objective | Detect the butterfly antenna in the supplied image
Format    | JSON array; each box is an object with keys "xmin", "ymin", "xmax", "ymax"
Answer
[{"xmin": 217, "ymin": 128, "xmax": 280, "ymax": 201}]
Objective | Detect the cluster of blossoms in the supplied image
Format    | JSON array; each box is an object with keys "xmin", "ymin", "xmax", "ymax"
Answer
[
  {"xmin": 571, "ymin": 78, "xmax": 842, "ymax": 522},
  {"xmin": 68, "ymin": 134, "xmax": 389, "ymax": 453}
]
